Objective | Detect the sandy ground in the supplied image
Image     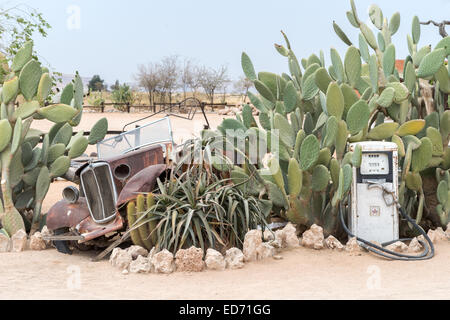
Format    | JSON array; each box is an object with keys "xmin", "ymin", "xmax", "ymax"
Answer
[
  {"xmin": 0, "ymin": 242, "xmax": 449, "ymax": 300},
  {"xmin": 6, "ymin": 178, "xmax": 450, "ymax": 300},
  {"xmin": 1, "ymin": 111, "xmax": 444, "ymax": 300}
]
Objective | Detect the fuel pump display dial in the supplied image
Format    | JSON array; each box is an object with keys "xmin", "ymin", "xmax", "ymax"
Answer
[{"xmin": 360, "ymin": 153, "xmax": 389, "ymax": 175}]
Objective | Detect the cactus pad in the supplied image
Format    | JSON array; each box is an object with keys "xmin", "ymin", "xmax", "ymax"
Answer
[
  {"xmin": 38, "ymin": 104, "xmax": 78, "ymax": 123},
  {"xmin": 368, "ymin": 122, "xmax": 399, "ymax": 140},
  {"xmin": 346, "ymin": 100, "xmax": 370, "ymax": 134},
  {"xmin": 326, "ymin": 82, "xmax": 345, "ymax": 119},
  {"xmin": 411, "ymin": 137, "xmax": 433, "ymax": 172},
  {"xmin": 312, "ymin": 165, "xmax": 331, "ymax": 192},
  {"xmin": 299, "ymin": 134, "xmax": 320, "ymax": 170}
]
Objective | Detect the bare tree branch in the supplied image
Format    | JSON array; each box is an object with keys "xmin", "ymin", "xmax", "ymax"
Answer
[
  {"xmin": 420, "ymin": 20, "xmax": 450, "ymax": 38},
  {"xmin": 233, "ymin": 76, "xmax": 254, "ymax": 103},
  {"xmin": 197, "ymin": 65, "xmax": 229, "ymax": 106},
  {"xmin": 134, "ymin": 62, "xmax": 162, "ymax": 108},
  {"xmin": 159, "ymin": 55, "xmax": 180, "ymax": 106}
]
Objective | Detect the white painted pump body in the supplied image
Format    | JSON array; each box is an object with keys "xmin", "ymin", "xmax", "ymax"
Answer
[{"xmin": 349, "ymin": 142, "xmax": 399, "ymax": 244}]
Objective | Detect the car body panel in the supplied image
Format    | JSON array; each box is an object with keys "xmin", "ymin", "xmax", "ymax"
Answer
[
  {"xmin": 116, "ymin": 164, "xmax": 167, "ymax": 208},
  {"xmin": 46, "ymin": 198, "xmax": 90, "ymax": 231}
]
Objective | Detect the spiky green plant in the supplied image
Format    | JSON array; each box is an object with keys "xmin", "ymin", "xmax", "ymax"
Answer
[
  {"xmin": 0, "ymin": 41, "xmax": 109, "ymax": 236},
  {"xmin": 126, "ymin": 136, "xmax": 271, "ymax": 253},
  {"xmin": 217, "ymin": 1, "xmax": 450, "ymax": 235}
]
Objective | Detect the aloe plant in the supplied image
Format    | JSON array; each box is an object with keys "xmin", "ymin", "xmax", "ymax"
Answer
[
  {"xmin": 127, "ymin": 136, "xmax": 271, "ymax": 253},
  {"xmin": 0, "ymin": 41, "xmax": 109, "ymax": 236},
  {"xmin": 217, "ymin": 1, "xmax": 450, "ymax": 235}
]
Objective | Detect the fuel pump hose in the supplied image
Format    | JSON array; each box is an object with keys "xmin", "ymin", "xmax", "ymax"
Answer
[{"xmin": 339, "ymin": 202, "xmax": 435, "ymax": 261}]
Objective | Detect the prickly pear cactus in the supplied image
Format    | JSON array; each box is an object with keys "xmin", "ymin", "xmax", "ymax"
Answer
[
  {"xmin": 216, "ymin": 0, "xmax": 450, "ymax": 235},
  {"xmin": 0, "ymin": 41, "xmax": 109, "ymax": 235}
]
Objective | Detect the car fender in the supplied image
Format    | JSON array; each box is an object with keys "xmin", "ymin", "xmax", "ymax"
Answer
[
  {"xmin": 116, "ymin": 164, "xmax": 167, "ymax": 209},
  {"xmin": 46, "ymin": 197, "xmax": 90, "ymax": 231}
]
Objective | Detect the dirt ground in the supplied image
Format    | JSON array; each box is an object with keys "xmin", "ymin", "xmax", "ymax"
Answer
[
  {"xmin": 1, "ymin": 241, "xmax": 449, "ymax": 300},
  {"xmin": 1, "ymin": 112, "xmax": 444, "ymax": 300}
]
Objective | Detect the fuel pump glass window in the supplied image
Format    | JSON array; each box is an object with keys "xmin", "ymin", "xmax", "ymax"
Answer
[{"xmin": 360, "ymin": 153, "xmax": 389, "ymax": 175}]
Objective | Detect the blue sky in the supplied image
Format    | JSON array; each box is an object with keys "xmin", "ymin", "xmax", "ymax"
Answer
[{"xmin": 8, "ymin": 0, "xmax": 450, "ymax": 86}]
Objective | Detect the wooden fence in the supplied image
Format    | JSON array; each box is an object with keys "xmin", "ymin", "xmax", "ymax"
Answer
[{"xmin": 83, "ymin": 102, "xmax": 236, "ymax": 113}]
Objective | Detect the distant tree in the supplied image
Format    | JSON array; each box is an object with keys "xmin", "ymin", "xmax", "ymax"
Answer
[
  {"xmin": 87, "ymin": 91, "xmax": 105, "ymax": 107},
  {"xmin": 198, "ymin": 65, "xmax": 229, "ymax": 106},
  {"xmin": 111, "ymin": 82, "xmax": 134, "ymax": 112},
  {"xmin": 159, "ymin": 55, "xmax": 180, "ymax": 105},
  {"xmin": 180, "ymin": 58, "xmax": 194, "ymax": 100},
  {"xmin": 233, "ymin": 76, "xmax": 254, "ymax": 103},
  {"xmin": 0, "ymin": 5, "xmax": 51, "ymax": 56},
  {"xmin": 110, "ymin": 80, "xmax": 120, "ymax": 91},
  {"xmin": 135, "ymin": 62, "xmax": 162, "ymax": 107},
  {"xmin": 188, "ymin": 66, "xmax": 203, "ymax": 98},
  {"xmin": 0, "ymin": 5, "xmax": 58, "ymax": 94},
  {"xmin": 88, "ymin": 75, "xmax": 105, "ymax": 92}
]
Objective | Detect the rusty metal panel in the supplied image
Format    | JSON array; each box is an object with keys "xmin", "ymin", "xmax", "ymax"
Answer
[
  {"xmin": 105, "ymin": 144, "xmax": 164, "ymax": 192},
  {"xmin": 46, "ymin": 198, "xmax": 90, "ymax": 231},
  {"xmin": 116, "ymin": 164, "xmax": 167, "ymax": 208},
  {"xmin": 76, "ymin": 213, "xmax": 124, "ymax": 242}
]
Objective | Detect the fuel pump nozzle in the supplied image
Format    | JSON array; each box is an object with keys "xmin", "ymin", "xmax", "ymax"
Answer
[{"xmin": 366, "ymin": 182, "xmax": 398, "ymax": 208}]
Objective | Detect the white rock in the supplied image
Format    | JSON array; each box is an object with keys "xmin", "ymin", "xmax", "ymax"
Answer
[
  {"xmin": 29, "ymin": 232, "xmax": 47, "ymax": 251},
  {"xmin": 11, "ymin": 230, "xmax": 27, "ymax": 252},
  {"xmin": 122, "ymin": 269, "xmax": 129, "ymax": 275},
  {"xmin": 423, "ymin": 228, "xmax": 447, "ymax": 244},
  {"xmin": 243, "ymin": 230, "xmax": 263, "ymax": 262},
  {"xmin": 40, "ymin": 226, "xmax": 52, "ymax": 246},
  {"xmin": 0, "ymin": 234, "xmax": 10, "ymax": 252},
  {"xmin": 175, "ymin": 246, "xmax": 205, "ymax": 272},
  {"xmin": 110, "ymin": 248, "xmax": 133, "ymax": 271},
  {"xmin": 345, "ymin": 237, "xmax": 364, "ymax": 254},
  {"xmin": 274, "ymin": 230, "xmax": 286, "ymax": 248},
  {"xmin": 385, "ymin": 241, "xmax": 408, "ymax": 253},
  {"xmin": 324, "ymin": 235, "xmax": 344, "ymax": 251},
  {"xmin": 273, "ymin": 255, "xmax": 283, "ymax": 260},
  {"xmin": 205, "ymin": 249, "xmax": 226, "ymax": 271},
  {"xmin": 225, "ymin": 248, "xmax": 245, "ymax": 269},
  {"xmin": 218, "ymin": 107, "xmax": 230, "ymax": 115},
  {"xmin": 262, "ymin": 230, "xmax": 275, "ymax": 242},
  {"xmin": 231, "ymin": 107, "xmax": 240, "ymax": 114},
  {"xmin": 129, "ymin": 255, "xmax": 152, "ymax": 274},
  {"xmin": 283, "ymin": 223, "xmax": 300, "ymax": 248},
  {"xmin": 434, "ymin": 228, "xmax": 447, "ymax": 242},
  {"xmin": 408, "ymin": 237, "xmax": 423, "ymax": 253},
  {"xmin": 268, "ymin": 238, "xmax": 282, "ymax": 249},
  {"xmin": 152, "ymin": 249, "xmax": 175, "ymax": 274},
  {"xmin": 301, "ymin": 224, "xmax": 324, "ymax": 250},
  {"xmin": 148, "ymin": 247, "xmax": 156, "ymax": 260},
  {"xmin": 126, "ymin": 245, "xmax": 149, "ymax": 260},
  {"xmin": 257, "ymin": 242, "xmax": 275, "ymax": 259}
]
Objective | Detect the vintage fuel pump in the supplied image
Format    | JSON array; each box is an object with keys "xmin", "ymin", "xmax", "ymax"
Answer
[
  {"xmin": 349, "ymin": 142, "xmax": 399, "ymax": 244},
  {"xmin": 340, "ymin": 141, "xmax": 435, "ymax": 260}
]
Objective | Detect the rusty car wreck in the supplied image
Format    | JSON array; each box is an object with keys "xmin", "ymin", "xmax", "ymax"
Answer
[{"xmin": 45, "ymin": 117, "xmax": 174, "ymax": 255}]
